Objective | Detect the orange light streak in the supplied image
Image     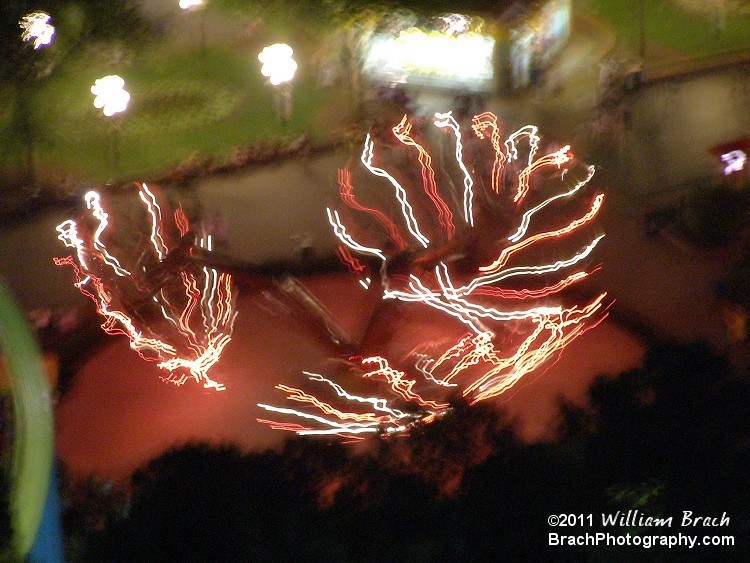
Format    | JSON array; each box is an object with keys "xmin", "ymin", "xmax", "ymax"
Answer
[
  {"xmin": 174, "ymin": 205, "xmax": 190, "ymax": 237},
  {"xmin": 513, "ymin": 144, "xmax": 573, "ymax": 204},
  {"xmin": 361, "ymin": 356, "xmax": 449, "ymax": 410},
  {"xmin": 508, "ymin": 165, "xmax": 596, "ymax": 243},
  {"xmin": 470, "ymin": 269, "xmax": 596, "ymax": 299},
  {"xmin": 277, "ymin": 384, "xmax": 393, "ymax": 424},
  {"xmin": 256, "ymin": 419, "xmax": 315, "ymax": 433},
  {"xmin": 478, "ymin": 193, "xmax": 604, "ymax": 274}
]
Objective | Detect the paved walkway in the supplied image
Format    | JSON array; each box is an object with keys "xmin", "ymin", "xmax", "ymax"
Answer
[{"xmin": 3, "ymin": 6, "xmax": 747, "ymax": 355}]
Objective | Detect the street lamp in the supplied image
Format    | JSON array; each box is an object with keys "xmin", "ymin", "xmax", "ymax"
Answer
[
  {"xmin": 91, "ymin": 75, "xmax": 130, "ymax": 176},
  {"xmin": 179, "ymin": 0, "xmax": 207, "ymax": 54},
  {"xmin": 19, "ymin": 11, "xmax": 55, "ymax": 49},
  {"xmin": 258, "ymin": 43, "xmax": 297, "ymax": 124},
  {"xmin": 17, "ymin": 12, "xmax": 56, "ymax": 184}
]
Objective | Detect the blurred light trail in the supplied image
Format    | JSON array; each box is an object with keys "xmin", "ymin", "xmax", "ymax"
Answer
[
  {"xmin": 721, "ymin": 149, "xmax": 746, "ymax": 175},
  {"xmin": 19, "ymin": 12, "xmax": 55, "ymax": 49},
  {"xmin": 260, "ymin": 111, "xmax": 608, "ymax": 437},
  {"xmin": 54, "ymin": 182, "xmax": 237, "ymax": 390}
]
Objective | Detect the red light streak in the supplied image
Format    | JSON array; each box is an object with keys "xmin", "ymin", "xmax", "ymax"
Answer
[
  {"xmin": 392, "ymin": 115, "xmax": 456, "ymax": 238},
  {"xmin": 336, "ymin": 245, "xmax": 367, "ymax": 275},
  {"xmin": 174, "ymin": 204, "xmax": 190, "ymax": 237},
  {"xmin": 338, "ymin": 167, "xmax": 408, "ymax": 251},
  {"xmin": 55, "ymin": 183, "xmax": 237, "ymax": 390},
  {"xmin": 471, "ymin": 112, "xmax": 505, "ymax": 193}
]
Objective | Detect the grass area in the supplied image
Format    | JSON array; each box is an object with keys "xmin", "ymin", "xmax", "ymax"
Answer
[
  {"xmin": 0, "ymin": 45, "xmax": 334, "ymax": 184},
  {"xmin": 9, "ymin": 0, "xmax": 745, "ymax": 186},
  {"xmin": 581, "ymin": 0, "xmax": 750, "ymax": 58}
]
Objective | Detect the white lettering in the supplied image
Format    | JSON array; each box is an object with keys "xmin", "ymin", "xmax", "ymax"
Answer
[{"xmin": 682, "ymin": 511, "xmax": 730, "ymax": 527}]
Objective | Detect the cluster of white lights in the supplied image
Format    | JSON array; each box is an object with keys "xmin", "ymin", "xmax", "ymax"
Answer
[
  {"xmin": 258, "ymin": 43, "xmax": 297, "ymax": 86},
  {"xmin": 91, "ymin": 75, "xmax": 130, "ymax": 117},
  {"xmin": 19, "ymin": 11, "xmax": 55, "ymax": 49}
]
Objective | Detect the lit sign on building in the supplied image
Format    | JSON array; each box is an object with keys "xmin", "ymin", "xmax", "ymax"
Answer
[
  {"xmin": 362, "ymin": 14, "xmax": 496, "ymax": 92},
  {"xmin": 361, "ymin": 0, "xmax": 572, "ymax": 94}
]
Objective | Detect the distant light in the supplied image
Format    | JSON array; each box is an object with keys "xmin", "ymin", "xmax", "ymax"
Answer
[
  {"xmin": 179, "ymin": 0, "xmax": 204, "ymax": 10},
  {"xmin": 19, "ymin": 11, "xmax": 55, "ymax": 49},
  {"xmin": 258, "ymin": 43, "xmax": 297, "ymax": 86},
  {"xmin": 721, "ymin": 150, "xmax": 747, "ymax": 175},
  {"xmin": 91, "ymin": 75, "xmax": 130, "ymax": 117}
]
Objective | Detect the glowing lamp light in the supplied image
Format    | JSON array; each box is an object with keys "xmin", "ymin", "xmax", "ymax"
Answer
[
  {"xmin": 179, "ymin": 0, "xmax": 204, "ymax": 10},
  {"xmin": 258, "ymin": 43, "xmax": 297, "ymax": 86},
  {"xmin": 91, "ymin": 75, "xmax": 130, "ymax": 117},
  {"xmin": 721, "ymin": 150, "xmax": 746, "ymax": 175},
  {"xmin": 19, "ymin": 11, "xmax": 55, "ymax": 49}
]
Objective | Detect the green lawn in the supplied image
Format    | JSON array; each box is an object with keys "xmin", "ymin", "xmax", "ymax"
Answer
[
  {"xmin": 10, "ymin": 0, "xmax": 748, "ymax": 186},
  {"xmin": 581, "ymin": 0, "xmax": 750, "ymax": 59},
  {"xmin": 1, "ymin": 46, "xmax": 333, "ymax": 184}
]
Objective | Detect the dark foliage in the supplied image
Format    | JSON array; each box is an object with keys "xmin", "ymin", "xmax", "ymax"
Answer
[
  {"xmin": 74, "ymin": 341, "xmax": 750, "ymax": 561},
  {"xmin": 0, "ymin": 466, "xmax": 11, "ymax": 559},
  {"xmin": 680, "ymin": 183, "xmax": 750, "ymax": 247}
]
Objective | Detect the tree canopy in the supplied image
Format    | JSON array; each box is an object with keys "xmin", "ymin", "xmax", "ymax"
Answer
[{"xmin": 67, "ymin": 340, "xmax": 750, "ymax": 560}]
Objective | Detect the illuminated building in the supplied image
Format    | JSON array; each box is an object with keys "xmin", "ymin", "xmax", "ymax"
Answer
[{"xmin": 361, "ymin": 0, "xmax": 572, "ymax": 94}]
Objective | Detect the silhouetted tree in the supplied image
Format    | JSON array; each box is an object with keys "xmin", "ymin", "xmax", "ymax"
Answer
[
  {"xmin": 0, "ymin": 466, "xmax": 11, "ymax": 560},
  {"xmin": 75, "ymin": 341, "xmax": 750, "ymax": 561},
  {"xmin": 556, "ymin": 341, "xmax": 750, "ymax": 560}
]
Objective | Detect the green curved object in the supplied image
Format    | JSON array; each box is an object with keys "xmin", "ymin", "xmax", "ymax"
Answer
[{"xmin": 0, "ymin": 281, "xmax": 53, "ymax": 560}]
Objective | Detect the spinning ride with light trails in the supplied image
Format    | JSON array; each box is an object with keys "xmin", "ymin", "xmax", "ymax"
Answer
[
  {"xmin": 259, "ymin": 111, "xmax": 610, "ymax": 439},
  {"xmin": 54, "ymin": 182, "xmax": 237, "ymax": 391}
]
